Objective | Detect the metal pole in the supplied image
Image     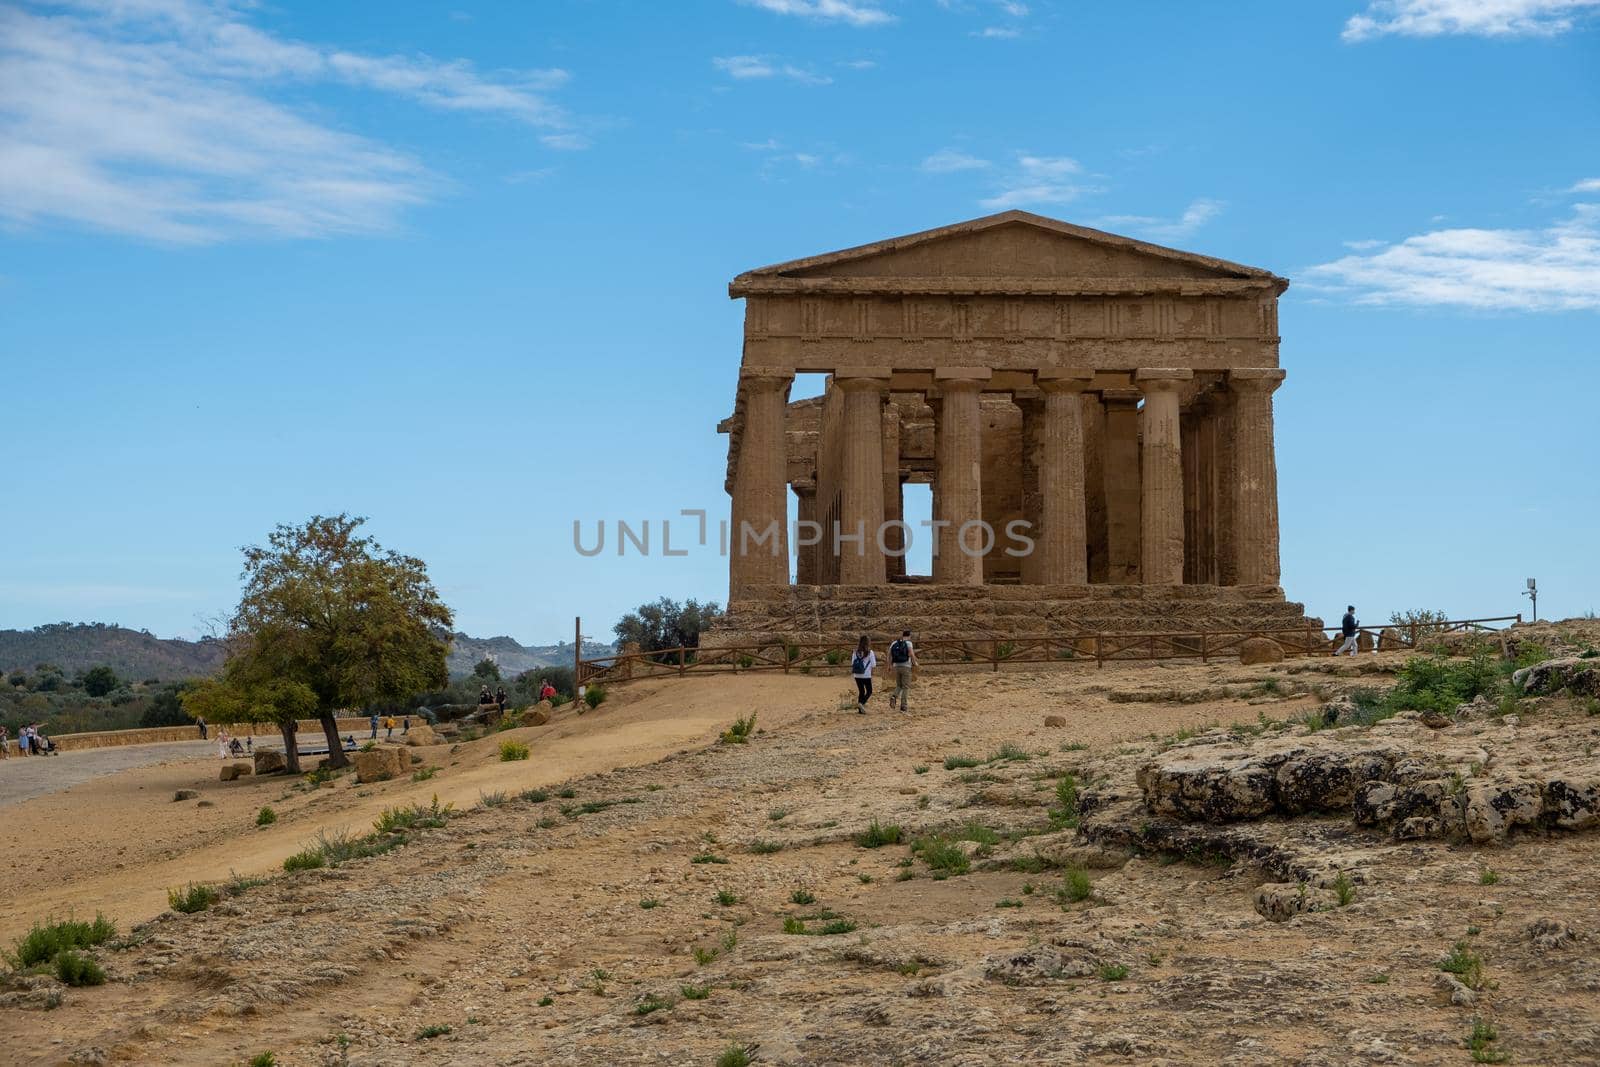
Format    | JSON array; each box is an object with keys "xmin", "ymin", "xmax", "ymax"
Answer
[{"xmin": 574, "ymin": 616, "xmax": 581, "ymax": 703}]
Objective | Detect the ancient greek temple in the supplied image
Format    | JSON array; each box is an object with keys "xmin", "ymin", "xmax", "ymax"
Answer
[{"xmin": 717, "ymin": 211, "xmax": 1316, "ymax": 642}]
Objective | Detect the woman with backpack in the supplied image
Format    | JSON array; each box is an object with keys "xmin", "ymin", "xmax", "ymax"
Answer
[{"xmin": 850, "ymin": 635, "xmax": 877, "ymax": 714}]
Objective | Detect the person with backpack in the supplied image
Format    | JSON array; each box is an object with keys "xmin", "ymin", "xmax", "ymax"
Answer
[
  {"xmin": 1335, "ymin": 606, "xmax": 1360, "ymax": 656},
  {"xmin": 887, "ymin": 630, "xmax": 919, "ymax": 712},
  {"xmin": 850, "ymin": 635, "xmax": 877, "ymax": 714},
  {"xmin": 369, "ymin": 712, "xmax": 380, "ymax": 739}
]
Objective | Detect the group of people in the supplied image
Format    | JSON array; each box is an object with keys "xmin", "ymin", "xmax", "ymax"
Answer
[
  {"xmin": 477, "ymin": 685, "xmax": 508, "ymax": 711},
  {"xmin": 369, "ymin": 713, "xmax": 413, "ymax": 740},
  {"xmin": 0, "ymin": 723, "xmax": 56, "ymax": 757},
  {"xmin": 215, "ymin": 729, "xmax": 252, "ymax": 759},
  {"xmin": 848, "ymin": 630, "xmax": 920, "ymax": 715}
]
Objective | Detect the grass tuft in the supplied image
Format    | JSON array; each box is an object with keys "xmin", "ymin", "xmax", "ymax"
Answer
[
  {"xmin": 855, "ymin": 817, "xmax": 902, "ymax": 848},
  {"xmin": 167, "ymin": 883, "xmax": 221, "ymax": 914},
  {"xmin": 498, "ymin": 740, "xmax": 530, "ymax": 762}
]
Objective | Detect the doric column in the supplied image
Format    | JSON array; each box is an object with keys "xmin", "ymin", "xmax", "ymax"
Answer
[
  {"xmin": 1033, "ymin": 368, "xmax": 1094, "ymax": 584},
  {"xmin": 1082, "ymin": 392, "xmax": 1108, "ymax": 583},
  {"xmin": 1101, "ymin": 389, "xmax": 1142, "ymax": 585},
  {"xmin": 837, "ymin": 370, "xmax": 890, "ymax": 586},
  {"xmin": 793, "ymin": 480, "xmax": 818, "ymax": 585},
  {"xmin": 1229, "ymin": 368, "xmax": 1286, "ymax": 587},
  {"xmin": 1015, "ymin": 393, "xmax": 1043, "ymax": 585},
  {"xmin": 881, "ymin": 401, "xmax": 905, "ymax": 579},
  {"xmin": 1135, "ymin": 369, "xmax": 1193, "ymax": 586},
  {"xmin": 932, "ymin": 369, "xmax": 989, "ymax": 585},
  {"xmin": 728, "ymin": 371, "xmax": 793, "ymax": 597}
]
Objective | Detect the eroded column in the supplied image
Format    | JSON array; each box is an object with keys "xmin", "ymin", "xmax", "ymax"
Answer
[
  {"xmin": 933, "ymin": 369, "xmax": 989, "ymax": 585},
  {"xmin": 1102, "ymin": 389, "xmax": 1142, "ymax": 585},
  {"xmin": 1136, "ymin": 369, "xmax": 1193, "ymax": 586},
  {"xmin": 1034, "ymin": 368, "xmax": 1093, "ymax": 584},
  {"xmin": 882, "ymin": 401, "xmax": 905, "ymax": 579},
  {"xmin": 793, "ymin": 481, "xmax": 817, "ymax": 585},
  {"xmin": 837, "ymin": 371, "xmax": 889, "ymax": 586},
  {"xmin": 1229, "ymin": 368, "xmax": 1286, "ymax": 587},
  {"xmin": 729, "ymin": 371, "xmax": 793, "ymax": 597}
]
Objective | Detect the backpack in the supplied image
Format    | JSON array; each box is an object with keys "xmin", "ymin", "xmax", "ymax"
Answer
[
  {"xmin": 850, "ymin": 652, "xmax": 868, "ymax": 675},
  {"xmin": 889, "ymin": 639, "xmax": 910, "ymax": 665}
]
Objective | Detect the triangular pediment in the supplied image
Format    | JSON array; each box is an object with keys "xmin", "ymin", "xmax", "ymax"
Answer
[{"xmin": 730, "ymin": 211, "xmax": 1283, "ymax": 292}]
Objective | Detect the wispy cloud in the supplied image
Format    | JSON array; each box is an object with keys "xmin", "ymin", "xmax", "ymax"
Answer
[
  {"xmin": 1099, "ymin": 199, "xmax": 1224, "ymax": 241},
  {"xmin": 712, "ymin": 55, "xmax": 832, "ymax": 84},
  {"xmin": 1570, "ymin": 177, "xmax": 1600, "ymax": 193},
  {"xmin": 0, "ymin": 0, "xmax": 582, "ymax": 244},
  {"xmin": 973, "ymin": 25, "xmax": 1020, "ymax": 37},
  {"xmin": 978, "ymin": 154, "xmax": 1090, "ymax": 209},
  {"xmin": 1342, "ymin": 0, "xmax": 1600, "ymax": 41},
  {"xmin": 1305, "ymin": 205, "xmax": 1600, "ymax": 310},
  {"xmin": 920, "ymin": 148, "xmax": 991, "ymax": 173},
  {"xmin": 738, "ymin": 0, "xmax": 894, "ymax": 26}
]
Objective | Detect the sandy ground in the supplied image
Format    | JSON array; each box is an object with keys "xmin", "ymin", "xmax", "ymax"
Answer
[{"xmin": 6, "ymin": 649, "xmax": 1595, "ymax": 1065}]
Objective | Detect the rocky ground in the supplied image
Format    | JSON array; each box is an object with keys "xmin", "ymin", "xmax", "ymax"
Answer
[{"xmin": 3, "ymin": 622, "xmax": 1599, "ymax": 1066}]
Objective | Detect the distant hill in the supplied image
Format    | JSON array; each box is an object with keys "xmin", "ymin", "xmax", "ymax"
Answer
[{"xmin": 0, "ymin": 622, "xmax": 613, "ymax": 682}]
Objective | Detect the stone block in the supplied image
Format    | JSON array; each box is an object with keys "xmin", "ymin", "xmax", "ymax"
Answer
[
  {"xmin": 173, "ymin": 789, "xmax": 199, "ymax": 802},
  {"xmin": 253, "ymin": 750, "xmax": 287, "ymax": 776},
  {"xmin": 528, "ymin": 706, "xmax": 551, "ymax": 726},
  {"xmin": 403, "ymin": 724, "xmax": 438, "ymax": 747},
  {"xmin": 220, "ymin": 761, "xmax": 252, "ymax": 782},
  {"xmin": 1043, "ymin": 715, "xmax": 1067, "ymax": 728},
  {"xmin": 354, "ymin": 745, "xmax": 408, "ymax": 784},
  {"xmin": 1238, "ymin": 637, "xmax": 1284, "ymax": 665}
]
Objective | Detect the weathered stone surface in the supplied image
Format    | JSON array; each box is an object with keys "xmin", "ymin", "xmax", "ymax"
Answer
[
  {"xmin": 172, "ymin": 789, "xmax": 199, "ymax": 801},
  {"xmin": 252, "ymin": 750, "xmax": 287, "ymax": 776},
  {"xmin": 354, "ymin": 745, "xmax": 408, "ymax": 784},
  {"xmin": 1043, "ymin": 715, "xmax": 1066, "ymax": 728},
  {"xmin": 1275, "ymin": 752, "xmax": 1390, "ymax": 814},
  {"xmin": 1378, "ymin": 627, "xmax": 1405, "ymax": 652},
  {"xmin": 1138, "ymin": 756, "xmax": 1276, "ymax": 821},
  {"xmin": 1253, "ymin": 882, "xmax": 1335, "ymax": 922},
  {"xmin": 1544, "ymin": 776, "xmax": 1600, "ymax": 831},
  {"xmin": 1238, "ymin": 637, "xmax": 1284, "ymax": 665},
  {"xmin": 1513, "ymin": 657, "xmax": 1600, "ymax": 697},
  {"xmin": 528, "ymin": 706, "xmax": 551, "ymax": 727},
  {"xmin": 1526, "ymin": 918, "xmax": 1575, "ymax": 950},
  {"xmin": 1463, "ymin": 780, "xmax": 1543, "ymax": 844},
  {"xmin": 219, "ymin": 762, "xmax": 251, "ymax": 782},
  {"xmin": 403, "ymin": 724, "xmax": 438, "ymax": 747}
]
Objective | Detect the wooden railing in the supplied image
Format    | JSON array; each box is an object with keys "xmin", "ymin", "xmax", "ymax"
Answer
[{"xmin": 576, "ymin": 615, "xmax": 1522, "ymax": 686}]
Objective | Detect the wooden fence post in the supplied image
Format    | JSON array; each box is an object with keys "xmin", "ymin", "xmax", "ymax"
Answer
[{"xmin": 678, "ymin": 646, "xmax": 686, "ymax": 677}]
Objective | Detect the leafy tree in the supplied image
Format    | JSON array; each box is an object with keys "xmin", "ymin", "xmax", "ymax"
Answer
[
  {"xmin": 473, "ymin": 657, "xmax": 501, "ymax": 682},
  {"xmin": 212, "ymin": 514, "xmax": 452, "ymax": 770},
  {"xmin": 142, "ymin": 682, "xmax": 196, "ymax": 728},
  {"xmin": 184, "ymin": 676, "xmax": 318, "ymax": 773},
  {"xmin": 81, "ymin": 666, "xmax": 121, "ymax": 698},
  {"xmin": 613, "ymin": 598, "xmax": 724, "ymax": 659}
]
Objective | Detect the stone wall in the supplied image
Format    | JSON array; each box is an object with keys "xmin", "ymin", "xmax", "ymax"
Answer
[{"xmin": 51, "ymin": 716, "xmax": 392, "ymax": 753}]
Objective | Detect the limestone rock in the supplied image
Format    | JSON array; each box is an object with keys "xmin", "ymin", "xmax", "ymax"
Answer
[
  {"xmin": 1357, "ymin": 630, "xmax": 1375, "ymax": 653},
  {"xmin": 1138, "ymin": 756, "xmax": 1276, "ymax": 822},
  {"xmin": 252, "ymin": 750, "xmax": 287, "ymax": 776},
  {"xmin": 1253, "ymin": 882, "xmax": 1335, "ymax": 922},
  {"xmin": 1543, "ymin": 776, "xmax": 1600, "ymax": 831},
  {"xmin": 1319, "ymin": 697, "xmax": 1360, "ymax": 726},
  {"xmin": 1512, "ymin": 657, "xmax": 1600, "ymax": 698},
  {"xmin": 1434, "ymin": 971, "xmax": 1477, "ymax": 1006},
  {"xmin": 1043, "ymin": 715, "xmax": 1066, "ymax": 728},
  {"xmin": 1463, "ymin": 780, "xmax": 1543, "ymax": 844},
  {"xmin": 172, "ymin": 789, "xmax": 199, "ymax": 802},
  {"xmin": 1275, "ymin": 752, "xmax": 1390, "ymax": 814},
  {"xmin": 1527, "ymin": 918, "xmax": 1575, "ymax": 950},
  {"xmin": 403, "ymin": 724, "xmax": 438, "ymax": 747},
  {"xmin": 354, "ymin": 745, "xmax": 408, "ymax": 784},
  {"xmin": 1378, "ymin": 627, "xmax": 1405, "ymax": 652},
  {"xmin": 1238, "ymin": 637, "xmax": 1284, "ymax": 665},
  {"xmin": 528, "ymin": 706, "xmax": 551, "ymax": 727},
  {"xmin": 219, "ymin": 762, "xmax": 252, "ymax": 782}
]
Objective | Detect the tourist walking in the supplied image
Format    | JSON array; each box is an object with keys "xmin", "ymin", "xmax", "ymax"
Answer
[
  {"xmin": 18, "ymin": 726, "xmax": 30, "ymax": 756},
  {"xmin": 887, "ymin": 630, "xmax": 918, "ymax": 712},
  {"xmin": 1336, "ymin": 606, "xmax": 1360, "ymax": 656},
  {"xmin": 195, "ymin": 715, "xmax": 208, "ymax": 740},
  {"xmin": 384, "ymin": 715, "xmax": 395, "ymax": 740},
  {"xmin": 850, "ymin": 635, "xmax": 877, "ymax": 714},
  {"xmin": 369, "ymin": 712, "xmax": 380, "ymax": 739},
  {"xmin": 402, "ymin": 715, "xmax": 411, "ymax": 735}
]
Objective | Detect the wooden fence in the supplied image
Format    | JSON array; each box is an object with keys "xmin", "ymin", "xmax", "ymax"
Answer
[{"xmin": 575, "ymin": 615, "xmax": 1521, "ymax": 688}]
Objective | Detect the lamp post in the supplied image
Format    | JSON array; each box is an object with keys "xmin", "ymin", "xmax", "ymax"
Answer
[{"xmin": 1523, "ymin": 579, "xmax": 1537, "ymax": 622}]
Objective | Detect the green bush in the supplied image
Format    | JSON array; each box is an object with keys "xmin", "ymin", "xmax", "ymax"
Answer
[
  {"xmin": 720, "ymin": 711, "xmax": 758, "ymax": 744},
  {"xmin": 8, "ymin": 915, "xmax": 116, "ymax": 969},
  {"xmin": 374, "ymin": 795, "xmax": 453, "ymax": 834},
  {"xmin": 855, "ymin": 818, "xmax": 902, "ymax": 848},
  {"xmin": 912, "ymin": 836, "xmax": 970, "ymax": 877},
  {"xmin": 499, "ymin": 740, "xmax": 530, "ymax": 762},
  {"xmin": 167, "ymin": 883, "xmax": 221, "ymax": 914},
  {"xmin": 255, "ymin": 806, "xmax": 277, "ymax": 827},
  {"xmin": 1058, "ymin": 867, "xmax": 1092, "ymax": 903},
  {"xmin": 53, "ymin": 950, "xmax": 106, "ymax": 987},
  {"xmin": 943, "ymin": 755, "xmax": 981, "ymax": 770},
  {"xmin": 283, "ymin": 847, "xmax": 326, "ymax": 872},
  {"xmin": 584, "ymin": 685, "xmax": 607, "ymax": 709}
]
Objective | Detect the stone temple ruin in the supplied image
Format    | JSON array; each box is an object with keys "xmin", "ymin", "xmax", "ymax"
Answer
[{"xmin": 715, "ymin": 211, "xmax": 1318, "ymax": 644}]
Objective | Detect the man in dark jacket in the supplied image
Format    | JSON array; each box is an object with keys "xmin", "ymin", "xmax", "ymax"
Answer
[{"xmin": 1336, "ymin": 606, "xmax": 1360, "ymax": 656}]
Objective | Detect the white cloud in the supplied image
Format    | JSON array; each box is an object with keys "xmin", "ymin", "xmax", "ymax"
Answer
[
  {"xmin": 1570, "ymin": 177, "xmax": 1600, "ymax": 192},
  {"xmin": 920, "ymin": 148, "xmax": 991, "ymax": 172},
  {"xmin": 0, "ymin": 0, "xmax": 582, "ymax": 243},
  {"xmin": 1305, "ymin": 205, "xmax": 1600, "ymax": 310},
  {"xmin": 972, "ymin": 25, "xmax": 1020, "ymax": 37},
  {"xmin": 1344, "ymin": 238, "xmax": 1386, "ymax": 250},
  {"xmin": 1342, "ymin": 0, "xmax": 1600, "ymax": 41},
  {"xmin": 1099, "ymin": 199, "xmax": 1223, "ymax": 241},
  {"xmin": 712, "ymin": 55, "xmax": 832, "ymax": 84},
  {"xmin": 738, "ymin": 0, "xmax": 894, "ymax": 26},
  {"xmin": 957, "ymin": 153, "xmax": 1088, "ymax": 210}
]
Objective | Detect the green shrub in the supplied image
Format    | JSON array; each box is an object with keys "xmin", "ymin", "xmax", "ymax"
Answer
[
  {"xmin": 720, "ymin": 711, "xmax": 758, "ymax": 744},
  {"xmin": 283, "ymin": 846, "xmax": 326, "ymax": 872},
  {"xmin": 717, "ymin": 1045, "xmax": 756, "ymax": 1067},
  {"xmin": 584, "ymin": 685, "xmax": 607, "ymax": 709},
  {"xmin": 479, "ymin": 790, "xmax": 509, "ymax": 808},
  {"xmin": 634, "ymin": 992, "xmax": 674, "ymax": 1016},
  {"xmin": 912, "ymin": 836, "xmax": 970, "ymax": 877},
  {"xmin": 943, "ymin": 755, "xmax": 981, "ymax": 770},
  {"xmin": 521, "ymin": 788, "xmax": 548, "ymax": 802},
  {"xmin": 680, "ymin": 983, "xmax": 710, "ymax": 1000},
  {"xmin": 255, "ymin": 806, "xmax": 277, "ymax": 827},
  {"xmin": 855, "ymin": 818, "xmax": 902, "ymax": 848},
  {"xmin": 54, "ymin": 950, "xmax": 106, "ymax": 987},
  {"xmin": 412, "ymin": 767, "xmax": 437, "ymax": 782},
  {"xmin": 1096, "ymin": 962, "xmax": 1128, "ymax": 981},
  {"xmin": 1439, "ymin": 940, "xmax": 1487, "ymax": 990},
  {"xmin": 415, "ymin": 1024, "xmax": 452, "ymax": 1040},
  {"xmin": 1466, "ymin": 1018, "xmax": 1508, "ymax": 1063},
  {"xmin": 824, "ymin": 650, "xmax": 843, "ymax": 667},
  {"xmin": 714, "ymin": 889, "xmax": 739, "ymax": 907},
  {"xmin": 1058, "ymin": 867, "xmax": 1092, "ymax": 903},
  {"xmin": 789, "ymin": 888, "xmax": 815, "ymax": 905},
  {"xmin": 167, "ymin": 883, "xmax": 221, "ymax": 914},
  {"xmin": 1050, "ymin": 773, "xmax": 1080, "ymax": 827},
  {"xmin": 9, "ymin": 914, "xmax": 116, "ymax": 969},
  {"xmin": 374, "ymin": 795, "xmax": 453, "ymax": 834},
  {"xmin": 247, "ymin": 1054, "xmax": 277, "ymax": 1067},
  {"xmin": 749, "ymin": 839, "xmax": 784, "ymax": 854},
  {"xmin": 499, "ymin": 740, "xmax": 530, "ymax": 762},
  {"xmin": 1333, "ymin": 870, "xmax": 1356, "ymax": 906}
]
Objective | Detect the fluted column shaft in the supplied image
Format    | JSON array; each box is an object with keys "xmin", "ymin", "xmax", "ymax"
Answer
[
  {"xmin": 1136, "ymin": 369, "xmax": 1193, "ymax": 586},
  {"xmin": 1229, "ymin": 368, "xmax": 1285, "ymax": 586},
  {"xmin": 793, "ymin": 484, "xmax": 817, "ymax": 585},
  {"xmin": 729, "ymin": 372, "xmax": 793, "ymax": 597},
  {"xmin": 838, "ymin": 374, "xmax": 888, "ymax": 585},
  {"xmin": 1034, "ymin": 369, "xmax": 1094, "ymax": 584},
  {"xmin": 933, "ymin": 374, "xmax": 986, "ymax": 585},
  {"xmin": 1102, "ymin": 390, "xmax": 1142, "ymax": 585},
  {"xmin": 881, "ymin": 402, "xmax": 905, "ymax": 579}
]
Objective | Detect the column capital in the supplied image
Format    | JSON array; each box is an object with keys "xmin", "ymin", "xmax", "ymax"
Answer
[
  {"xmin": 833, "ymin": 367, "xmax": 892, "ymax": 393},
  {"xmin": 1101, "ymin": 388, "xmax": 1143, "ymax": 408},
  {"xmin": 1134, "ymin": 368, "xmax": 1194, "ymax": 394},
  {"xmin": 738, "ymin": 369, "xmax": 793, "ymax": 389},
  {"xmin": 1229, "ymin": 367, "xmax": 1286, "ymax": 393},
  {"xmin": 1039, "ymin": 367, "xmax": 1095, "ymax": 395}
]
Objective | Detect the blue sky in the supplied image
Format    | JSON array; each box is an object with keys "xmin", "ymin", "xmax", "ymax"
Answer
[{"xmin": 1, "ymin": 0, "xmax": 1597, "ymax": 644}]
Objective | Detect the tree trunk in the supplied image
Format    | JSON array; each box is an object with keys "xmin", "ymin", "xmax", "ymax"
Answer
[
  {"xmin": 279, "ymin": 721, "xmax": 302, "ymax": 775},
  {"xmin": 319, "ymin": 711, "xmax": 349, "ymax": 768}
]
